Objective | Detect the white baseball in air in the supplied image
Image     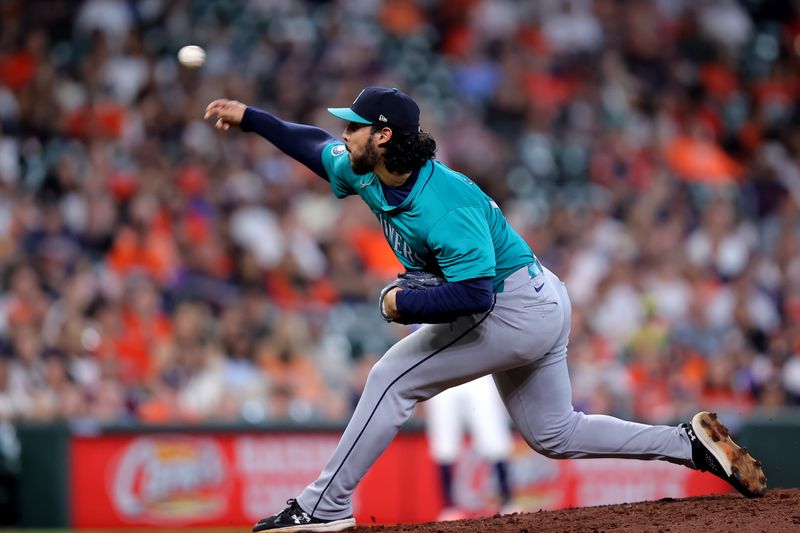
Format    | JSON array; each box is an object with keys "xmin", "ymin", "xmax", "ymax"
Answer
[{"xmin": 178, "ymin": 45, "xmax": 206, "ymax": 68}]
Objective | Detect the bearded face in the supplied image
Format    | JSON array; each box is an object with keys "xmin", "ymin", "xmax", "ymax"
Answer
[{"xmin": 349, "ymin": 135, "xmax": 381, "ymax": 175}]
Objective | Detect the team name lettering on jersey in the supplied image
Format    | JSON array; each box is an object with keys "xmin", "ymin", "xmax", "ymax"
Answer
[{"xmin": 378, "ymin": 214, "xmax": 424, "ymax": 267}]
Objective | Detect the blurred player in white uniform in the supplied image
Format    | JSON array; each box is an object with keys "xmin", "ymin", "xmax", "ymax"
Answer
[{"xmin": 426, "ymin": 375, "xmax": 515, "ymax": 519}]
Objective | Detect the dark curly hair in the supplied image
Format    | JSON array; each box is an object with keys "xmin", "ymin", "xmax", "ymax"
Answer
[{"xmin": 372, "ymin": 125, "xmax": 437, "ymax": 174}]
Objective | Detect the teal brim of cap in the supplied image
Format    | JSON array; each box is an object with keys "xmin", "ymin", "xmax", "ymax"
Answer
[{"xmin": 327, "ymin": 107, "xmax": 371, "ymax": 124}]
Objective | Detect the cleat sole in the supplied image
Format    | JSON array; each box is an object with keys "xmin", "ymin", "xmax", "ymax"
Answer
[{"xmin": 691, "ymin": 412, "xmax": 767, "ymax": 498}]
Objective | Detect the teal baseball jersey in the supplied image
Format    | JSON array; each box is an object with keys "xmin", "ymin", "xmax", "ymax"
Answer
[{"xmin": 321, "ymin": 142, "xmax": 535, "ymax": 292}]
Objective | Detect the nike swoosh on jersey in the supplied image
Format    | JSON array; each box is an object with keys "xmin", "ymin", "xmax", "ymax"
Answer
[{"xmin": 534, "ymin": 282, "xmax": 544, "ymax": 292}]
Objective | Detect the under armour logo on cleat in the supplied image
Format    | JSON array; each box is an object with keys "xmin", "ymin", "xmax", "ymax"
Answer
[{"xmin": 291, "ymin": 513, "xmax": 310, "ymax": 524}]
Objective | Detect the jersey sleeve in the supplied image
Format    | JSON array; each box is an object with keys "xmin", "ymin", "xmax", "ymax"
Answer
[
  {"xmin": 321, "ymin": 142, "xmax": 358, "ymax": 198},
  {"xmin": 427, "ymin": 207, "xmax": 496, "ymax": 282},
  {"xmin": 240, "ymin": 107, "xmax": 336, "ymax": 180}
]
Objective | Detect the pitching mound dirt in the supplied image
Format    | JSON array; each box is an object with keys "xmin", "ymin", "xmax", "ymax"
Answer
[{"xmin": 353, "ymin": 489, "xmax": 800, "ymax": 532}]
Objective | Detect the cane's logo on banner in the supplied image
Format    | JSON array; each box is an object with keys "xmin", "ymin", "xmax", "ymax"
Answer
[{"xmin": 111, "ymin": 437, "xmax": 231, "ymax": 522}]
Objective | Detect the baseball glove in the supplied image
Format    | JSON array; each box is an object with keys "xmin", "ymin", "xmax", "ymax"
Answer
[{"xmin": 379, "ymin": 270, "xmax": 445, "ymax": 323}]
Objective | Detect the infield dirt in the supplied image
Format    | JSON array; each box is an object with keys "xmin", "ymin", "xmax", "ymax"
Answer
[{"xmin": 353, "ymin": 488, "xmax": 800, "ymax": 532}]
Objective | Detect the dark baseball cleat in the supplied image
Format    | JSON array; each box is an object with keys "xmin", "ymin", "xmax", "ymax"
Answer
[
  {"xmin": 683, "ymin": 411, "xmax": 767, "ymax": 498},
  {"xmin": 252, "ymin": 499, "xmax": 355, "ymax": 532}
]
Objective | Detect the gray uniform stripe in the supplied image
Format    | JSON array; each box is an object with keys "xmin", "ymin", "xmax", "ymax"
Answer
[{"xmin": 310, "ymin": 298, "xmax": 497, "ymax": 517}]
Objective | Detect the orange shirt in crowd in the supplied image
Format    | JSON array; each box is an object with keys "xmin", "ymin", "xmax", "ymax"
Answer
[
  {"xmin": 665, "ymin": 135, "xmax": 741, "ymax": 183},
  {"xmin": 107, "ymin": 225, "xmax": 178, "ymax": 283},
  {"xmin": 114, "ymin": 311, "xmax": 172, "ymax": 384}
]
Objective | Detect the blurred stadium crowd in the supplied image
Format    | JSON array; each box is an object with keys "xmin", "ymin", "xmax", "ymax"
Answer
[{"xmin": 0, "ymin": 0, "xmax": 799, "ymax": 433}]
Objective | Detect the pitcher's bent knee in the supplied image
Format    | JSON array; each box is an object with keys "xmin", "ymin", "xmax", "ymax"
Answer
[
  {"xmin": 526, "ymin": 413, "xmax": 580, "ymax": 459},
  {"xmin": 365, "ymin": 359, "xmax": 401, "ymax": 390},
  {"xmin": 363, "ymin": 357, "xmax": 423, "ymax": 403}
]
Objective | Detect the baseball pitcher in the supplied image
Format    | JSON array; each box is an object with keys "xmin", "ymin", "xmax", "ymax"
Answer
[{"xmin": 204, "ymin": 87, "xmax": 766, "ymax": 532}]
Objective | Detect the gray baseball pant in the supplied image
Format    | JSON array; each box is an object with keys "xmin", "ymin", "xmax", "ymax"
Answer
[{"xmin": 298, "ymin": 265, "xmax": 693, "ymax": 519}]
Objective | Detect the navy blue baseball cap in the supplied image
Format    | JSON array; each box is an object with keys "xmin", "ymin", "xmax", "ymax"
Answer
[{"xmin": 328, "ymin": 87, "xmax": 420, "ymax": 133}]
